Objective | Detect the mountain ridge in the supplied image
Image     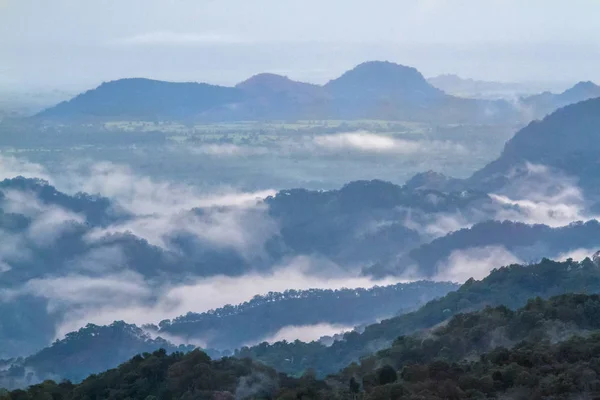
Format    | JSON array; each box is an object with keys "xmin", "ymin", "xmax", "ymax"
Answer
[{"xmin": 36, "ymin": 61, "xmax": 520, "ymax": 124}]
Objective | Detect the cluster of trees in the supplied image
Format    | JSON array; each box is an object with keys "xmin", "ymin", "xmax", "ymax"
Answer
[
  {"xmin": 341, "ymin": 333, "xmax": 600, "ymax": 399},
  {"xmin": 7, "ymin": 294, "xmax": 600, "ymax": 399},
  {"xmin": 0, "ymin": 349, "xmax": 335, "ymax": 400},
  {"xmin": 236, "ymin": 257, "xmax": 600, "ymax": 376},
  {"xmin": 337, "ymin": 293, "xmax": 600, "ymax": 384},
  {"xmin": 157, "ymin": 281, "xmax": 458, "ymax": 350},
  {"xmin": 0, "ymin": 322, "xmax": 194, "ymax": 389}
]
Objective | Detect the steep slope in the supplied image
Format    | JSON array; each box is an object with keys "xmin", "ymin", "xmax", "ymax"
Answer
[
  {"xmin": 333, "ymin": 293, "xmax": 600, "ymax": 397},
  {"xmin": 469, "ymin": 96, "xmax": 600, "ymax": 196},
  {"xmin": 237, "ymin": 257, "xmax": 600, "ymax": 376},
  {"xmin": 37, "ymin": 78, "xmax": 245, "ymax": 120},
  {"xmin": 7, "ymin": 298, "xmax": 600, "ymax": 399}
]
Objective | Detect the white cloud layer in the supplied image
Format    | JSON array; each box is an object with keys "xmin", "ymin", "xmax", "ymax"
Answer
[
  {"xmin": 434, "ymin": 245, "xmax": 522, "ymax": 283},
  {"xmin": 22, "ymin": 256, "xmax": 403, "ymax": 339},
  {"xmin": 258, "ymin": 323, "xmax": 353, "ymax": 345},
  {"xmin": 313, "ymin": 132, "xmax": 466, "ymax": 155}
]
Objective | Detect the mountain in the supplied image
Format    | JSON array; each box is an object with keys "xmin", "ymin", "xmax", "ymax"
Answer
[
  {"xmin": 0, "ymin": 282, "xmax": 457, "ymax": 386},
  {"xmin": 0, "ymin": 349, "xmax": 322, "ymax": 400},
  {"xmin": 232, "ymin": 73, "xmax": 331, "ymax": 119},
  {"xmin": 0, "ymin": 176, "xmax": 486, "ymax": 359},
  {"xmin": 7, "ymin": 295, "xmax": 600, "ymax": 399},
  {"xmin": 36, "ymin": 61, "xmax": 520, "ymax": 123},
  {"xmin": 389, "ymin": 220, "xmax": 600, "ymax": 278},
  {"xmin": 331, "ymin": 293, "xmax": 600, "ymax": 397},
  {"xmin": 37, "ymin": 78, "xmax": 245, "ymax": 121},
  {"xmin": 325, "ymin": 61, "xmax": 444, "ymax": 103},
  {"xmin": 521, "ymin": 80, "xmax": 600, "ymax": 118},
  {"xmin": 0, "ymin": 322, "xmax": 193, "ymax": 389},
  {"xmin": 469, "ymin": 96, "xmax": 600, "ymax": 197},
  {"xmin": 236, "ymin": 257, "xmax": 600, "ymax": 376},
  {"xmin": 155, "ymin": 281, "xmax": 458, "ymax": 350}
]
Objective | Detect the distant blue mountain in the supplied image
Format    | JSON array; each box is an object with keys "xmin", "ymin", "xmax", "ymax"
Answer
[{"xmin": 36, "ymin": 61, "xmax": 521, "ymax": 123}]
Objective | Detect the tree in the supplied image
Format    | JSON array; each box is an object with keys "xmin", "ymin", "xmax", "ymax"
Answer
[{"xmin": 377, "ymin": 365, "xmax": 397, "ymax": 385}]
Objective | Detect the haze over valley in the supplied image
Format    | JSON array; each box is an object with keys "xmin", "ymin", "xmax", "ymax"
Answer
[{"xmin": 2, "ymin": 1, "xmax": 600, "ymax": 399}]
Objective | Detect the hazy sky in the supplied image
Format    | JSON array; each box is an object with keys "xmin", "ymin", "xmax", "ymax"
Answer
[{"xmin": 1, "ymin": 0, "xmax": 599, "ymax": 91}]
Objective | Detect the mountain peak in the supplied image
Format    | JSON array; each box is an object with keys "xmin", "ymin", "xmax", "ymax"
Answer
[
  {"xmin": 562, "ymin": 80, "xmax": 600, "ymax": 97},
  {"xmin": 235, "ymin": 73, "xmax": 321, "ymax": 95},
  {"xmin": 324, "ymin": 61, "xmax": 443, "ymax": 101}
]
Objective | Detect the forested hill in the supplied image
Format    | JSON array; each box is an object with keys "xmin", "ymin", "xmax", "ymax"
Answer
[
  {"xmin": 336, "ymin": 293, "xmax": 600, "ymax": 383},
  {"xmin": 469, "ymin": 96, "xmax": 600, "ymax": 195},
  {"xmin": 0, "ymin": 322, "xmax": 193, "ymax": 389},
  {"xmin": 156, "ymin": 281, "xmax": 458, "ymax": 350},
  {"xmin": 6, "ymin": 294, "xmax": 600, "ymax": 399},
  {"xmin": 236, "ymin": 256, "xmax": 600, "ymax": 376},
  {"xmin": 0, "ymin": 282, "xmax": 457, "ymax": 387}
]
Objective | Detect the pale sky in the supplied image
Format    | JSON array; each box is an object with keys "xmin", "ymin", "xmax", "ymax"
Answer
[{"xmin": 1, "ymin": 0, "xmax": 599, "ymax": 91}]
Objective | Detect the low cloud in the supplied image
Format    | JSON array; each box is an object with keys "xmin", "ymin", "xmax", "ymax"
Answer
[
  {"xmin": 0, "ymin": 155, "xmax": 50, "ymax": 181},
  {"xmin": 28, "ymin": 256, "xmax": 403, "ymax": 339},
  {"xmin": 187, "ymin": 144, "xmax": 269, "ymax": 157},
  {"xmin": 56, "ymin": 161, "xmax": 278, "ymax": 257},
  {"xmin": 1, "ymin": 189, "xmax": 84, "ymax": 247},
  {"xmin": 556, "ymin": 248, "xmax": 597, "ymax": 262},
  {"xmin": 434, "ymin": 245, "xmax": 522, "ymax": 283},
  {"xmin": 313, "ymin": 132, "xmax": 466, "ymax": 155},
  {"xmin": 491, "ymin": 163, "xmax": 598, "ymax": 227}
]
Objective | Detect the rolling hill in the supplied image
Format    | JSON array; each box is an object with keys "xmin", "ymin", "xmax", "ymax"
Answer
[{"xmin": 36, "ymin": 61, "xmax": 521, "ymax": 124}]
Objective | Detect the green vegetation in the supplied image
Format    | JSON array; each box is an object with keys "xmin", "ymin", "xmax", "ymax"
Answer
[
  {"xmin": 6, "ymin": 294, "xmax": 600, "ymax": 399},
  {"xmin": 237, "ymin": 257, "xmax": 600, "ymax": 376}
]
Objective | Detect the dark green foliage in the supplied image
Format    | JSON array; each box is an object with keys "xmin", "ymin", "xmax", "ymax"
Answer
[
  {"xmin": 0, "ymin": 350, "xmax": 336, "ymax": 400},
  {"xmin": 376, "ymin": 365, "xmax": 397, "ymax": 385},
  {"xmin": 8, "ymin": 295, "xmax": 600, "ymax": 399},
  {"xmin": 238, "ymin": 258, "xmax": 600, "ymax": 376},
  {"xmin": 0, "ymin": 322, "xmax": 194, "ymax": 388},
  {"xmin": 338, "ymin": 293, "xmax": 600, "ymax": 382}
]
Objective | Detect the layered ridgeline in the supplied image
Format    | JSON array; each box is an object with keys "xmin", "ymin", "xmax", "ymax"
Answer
[
  {"xmin": 155, "ymin": 281, "xmax": 457, "ymax": 349},
  {"xmin": 405, "ymin": 94, "xmax": 600, "ymax": 206},
  {"xmin": 4, "ymin": 173, "xmax": 600, "ymax": 359},
  {"xmin": 37, "ymin": 61, "xmax": 519, "ymax": 124},
  {"xmin": 469, "ymin": 96, "xmax": 600, "ymax": 199},
  {"xmin": 428, "ymin": 74, "xmax": 600, "ymax": 118},
  {"xmin": 6, "ymin": 294, "xmax": 600, "ymax": 399},
  {"xmin": 5, "ymin": 96, "xmax": 600, "ymax": 359},
  {"xmin": 520, "ymin": 80, "xmax": 600, "ymax": 119},
  {"xmin": 0, "ymin": 282, "xmax": 456, "ymax": 387},
  {"xmin": 0, "ymin": 322, "xmax": 194, "ymax": 388},
  {"xmin": 0, "ymin": 174, "xmax": 484, "ymax": 359},
  {"xmin": 236, "ymin": 257, "xmax": 600, "ymax": 376}
]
